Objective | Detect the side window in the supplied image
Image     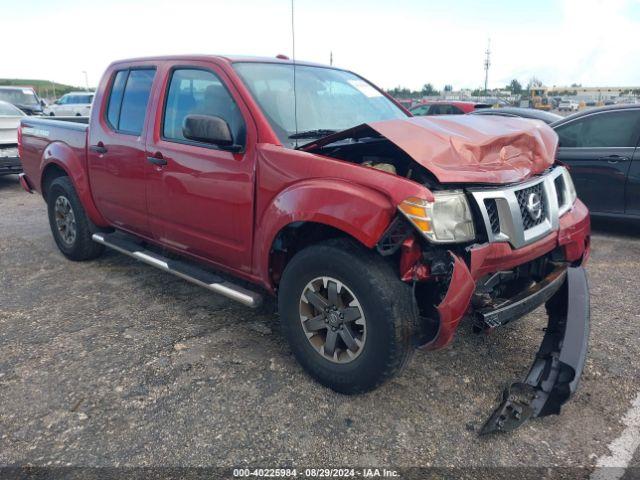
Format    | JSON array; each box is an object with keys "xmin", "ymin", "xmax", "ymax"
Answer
[
  {"xmin": 557, "ymin": 111, "xmax": 640, "ymax": 148},
  {"xmin": 118, "ymin": 70, "xmax": 156, "ymax": 135},
  {"xmin": 163, "ymin": 68, "xmax": 245, "ymax": 146},
  {"xmin": 58, "ymin": 95, "xmax": 69, "ymax": 105},
  {"xmin": 106, "ymin": 70, "xmax": 128, "ymax": 129}
]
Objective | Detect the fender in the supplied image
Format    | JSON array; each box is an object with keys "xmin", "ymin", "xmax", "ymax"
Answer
[
  {"xmin": 40, "ymin": 142, "xmax": 109, "ymax": 228},
  {"xmin": 254, "ymin": 178, "xmax": 397, "ymax": 290}
]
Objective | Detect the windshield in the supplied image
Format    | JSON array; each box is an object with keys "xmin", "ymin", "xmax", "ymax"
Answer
[
  {"xmin": 233, "ymin": 62, "xmax": 406, "ymax": 146},
  {"xmin": 0, "ymin": 88, "xmax": 38, "ymax": 106}
]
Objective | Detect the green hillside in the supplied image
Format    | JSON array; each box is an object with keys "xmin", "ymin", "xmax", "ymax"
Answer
[{"xmin": 0, "ymin": 79, "xmax": 86, "ymax": 99}]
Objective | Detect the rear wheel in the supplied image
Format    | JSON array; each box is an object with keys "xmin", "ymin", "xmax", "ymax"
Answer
[
  {"xmin": 278, "ymin": 238, "xmax": 415, "ymax": 394},
  {"xmin": 46, "ymin": 176, "xmax": 104, "ymax": 261}
]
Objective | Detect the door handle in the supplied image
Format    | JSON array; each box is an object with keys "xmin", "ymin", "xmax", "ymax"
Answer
[
  {"xmin": 598, "ymin": 155, "xmax": 630, "ymax": 164},
  {"xmin": 90, "ymin": 143, "xmax": 107, "ymax": 154},
  {"xmin": 146, "ymin": 152, "xmax": 167, "ymax": 166}
]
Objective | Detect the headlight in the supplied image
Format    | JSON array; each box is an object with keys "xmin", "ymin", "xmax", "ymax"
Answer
[
  {"xmin": 561, "ymin": 168, "xmax": 577, "ymax": 205},
  {"xmin": 398, "ymin": 191, "xmax": 475, "ymax": 243}
]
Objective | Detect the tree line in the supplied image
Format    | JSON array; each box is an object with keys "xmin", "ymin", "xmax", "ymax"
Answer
[{"xmin": 385, "ymin": 79, "xmax": 553, "ymax": 99}]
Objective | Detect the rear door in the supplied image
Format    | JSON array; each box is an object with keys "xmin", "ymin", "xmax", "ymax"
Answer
[
  {"xmin": 554, "ymin": 108, "xmax": 640, "ymax": 214},
  {"xmin": 143, "ymin": 62, "xmax": 257, "ymax": 272},
  {"xmin": 625, "ymin": 138, "xmax": 640, "ymax": 216},
  {"xmin": 88, "ymin": 66, "xmax": 156, "ymax": 237}
]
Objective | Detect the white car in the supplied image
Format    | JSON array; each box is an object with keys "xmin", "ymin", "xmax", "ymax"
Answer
[
  {"xmin": 558, "ymin": 100, "xmax": 579, "ymax": 112},
  {"xmin": 0, "ymin": 100, "xmax": 25, "ymax": 175},
  {"xmin": 45, "ymin": 91, "xmax": 94, "ymax": 117}
]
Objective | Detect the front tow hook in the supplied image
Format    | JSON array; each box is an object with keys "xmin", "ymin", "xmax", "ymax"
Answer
[{"xmin": 480, "ymin": 266, "xmax": 590, "ymax": 435}]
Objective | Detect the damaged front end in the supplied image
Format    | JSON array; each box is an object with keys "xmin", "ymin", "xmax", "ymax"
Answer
[
  {"xmin": 305, "ymin": 114, "xmax": 591, "ymax": 434},
  {"xmin": 376, "ymin": 203, "xmax": 590, "ymax": 434},
  {"xmin": 480, "ymin": 265, "xmax": 589, "ymax": 434}
]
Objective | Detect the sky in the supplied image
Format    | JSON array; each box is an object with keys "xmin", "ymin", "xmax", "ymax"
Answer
[{"xmin": 2, "ymin": 0, "xmax": 640, "ymax": 92}]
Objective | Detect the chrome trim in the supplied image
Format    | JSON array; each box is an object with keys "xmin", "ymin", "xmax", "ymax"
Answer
[
  {"xmin": 469, "ymin": 167, "xmax": 573, "ymax": 249},
  {"xmin": 92, "ymin": 233, "xmax": 262, "ymax": 308}
]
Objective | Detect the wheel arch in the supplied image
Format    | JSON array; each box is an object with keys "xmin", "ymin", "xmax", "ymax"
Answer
[
  {"xmin": 256, "ymin": 179, "xmax": 397, "ymax": 291},
  {"xmin": 39, "ymin": 146, "xmax": 110, "ymax": 228}
]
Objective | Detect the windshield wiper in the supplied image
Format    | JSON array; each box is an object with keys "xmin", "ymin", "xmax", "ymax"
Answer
[{"xmin": 288, "ymin": 129, "xmax": 338, "ymax": 140}]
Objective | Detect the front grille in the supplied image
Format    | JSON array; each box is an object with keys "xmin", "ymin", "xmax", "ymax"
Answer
[
  {"xmin": 484, "ymin": 199, "xmax": 500, "ymax": 234},
  {"xmin": 469, "ymin": 167, "xmax": 566, "ymax": 249},
  {"xmin": 515, "ymin": 182, "xmax": 547, "ymax": 230}
]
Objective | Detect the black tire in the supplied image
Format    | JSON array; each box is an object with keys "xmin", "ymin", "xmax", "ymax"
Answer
[
  {"xmin": 49, "ymin": 112, "xmax": 55, "ymax": 116},
  {"xmin": 278, "ymin": 238, "xmax": 415, "ymax": 394},
  {"xmin": 46, "ymin": 176, "xmax": 105, "ymax": 261}
]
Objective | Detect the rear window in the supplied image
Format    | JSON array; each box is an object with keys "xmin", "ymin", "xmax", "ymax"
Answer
[{"xmin": 105, "ymin": 69, "xmax": 155, "ymax": 135}]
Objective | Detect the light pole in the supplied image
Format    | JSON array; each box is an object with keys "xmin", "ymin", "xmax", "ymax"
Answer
[{"xmin": 82, "ymin": 71, "xmax": 89, "ymax": 91}]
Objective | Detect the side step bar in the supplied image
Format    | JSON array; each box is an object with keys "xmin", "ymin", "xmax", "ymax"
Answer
[{"xmin": 92, "ymin": 233, "xmax": 263, "ymax": 308}]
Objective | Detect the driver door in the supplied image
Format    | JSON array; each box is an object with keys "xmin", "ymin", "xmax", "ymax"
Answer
[{"xmin": 144, "ymin": 63, "xmax": 256, "ymax": 273}]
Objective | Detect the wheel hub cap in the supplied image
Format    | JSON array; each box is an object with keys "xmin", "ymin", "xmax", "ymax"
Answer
[
  {"xmin": 54, "ymin": 196, "xmax": 77, "ymax": 246},
  {"xmin": 299, "ymin": 276, "xmax": 366, "ymax": 364}
]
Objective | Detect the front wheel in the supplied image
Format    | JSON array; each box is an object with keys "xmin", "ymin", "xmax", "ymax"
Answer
[
  {"xmin": 46, "ymin": 176, "xmax": 104, "ymax": 261},
  {"xmin": 278, "ymin": 239, "xmax": 416, "ymax": 394}
]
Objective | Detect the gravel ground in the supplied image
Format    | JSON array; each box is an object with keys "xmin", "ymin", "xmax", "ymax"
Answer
[{"xmin": 1, "ymin": 174, "xmax": 639, "ymax": 477}]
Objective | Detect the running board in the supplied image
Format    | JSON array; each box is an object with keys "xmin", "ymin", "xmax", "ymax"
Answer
[{"xmin": 92, "ymin": 233, "xmax": 263, "ymax": 308}]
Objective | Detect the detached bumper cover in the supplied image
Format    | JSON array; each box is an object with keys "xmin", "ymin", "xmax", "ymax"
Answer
[{"xmin": 480, "ymin": 266, "xmax": 590, "ymax": 434}]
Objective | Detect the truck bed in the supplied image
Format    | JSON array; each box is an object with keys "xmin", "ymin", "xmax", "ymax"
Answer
[{"xmin": 19, "ymin": 116, "xmax": 89, "ymax": 194}]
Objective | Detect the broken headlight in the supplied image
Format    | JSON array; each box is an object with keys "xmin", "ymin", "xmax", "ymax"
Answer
[{"xmin": 398, "ymin": 191, "xmax": 475, "ymax": 243}]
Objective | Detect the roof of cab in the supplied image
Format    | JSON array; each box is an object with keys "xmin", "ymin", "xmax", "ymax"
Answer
[{"xmin": 108, "ymin": 54, "xmax": 335, "ymax": 70}]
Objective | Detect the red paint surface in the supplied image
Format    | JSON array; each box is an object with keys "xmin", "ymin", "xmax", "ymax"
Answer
[
  {"xmin": 399, "ymin": 236, "xmax": 430, "ymax": 282},
  {"xmin": 17, "ymin": 55, "xmax": 590, "ymax": 303}
]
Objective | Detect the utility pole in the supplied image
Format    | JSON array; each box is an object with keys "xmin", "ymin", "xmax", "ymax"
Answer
[
  {"xmin": 82, "ymin": 71, "xmax": 89, "ymax": 91},
  {"xmin": 330, "ymin": 51, "xmax": 333, "ymax": 66},
  {"xmin": 483, "ymin": 38, "xmax": 491, "ymax": 96}
]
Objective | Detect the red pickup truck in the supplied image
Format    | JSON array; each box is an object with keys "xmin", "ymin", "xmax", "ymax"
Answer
[{"xmin": 18, "ymin": 55, "xmax": 590, "ymax": 434}]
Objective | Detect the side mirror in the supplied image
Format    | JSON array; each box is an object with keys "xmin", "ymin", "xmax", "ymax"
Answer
[
  {"xmin": 54, "ymin": 100, "xmax": 61, "ymax": 105},
  {"xmin": 182, "ymin": 114, "xmax": 240, "ymax": 151},
  {"xmin": 40, "ymin": 99, "xmax": 46, "ymax": 107}
]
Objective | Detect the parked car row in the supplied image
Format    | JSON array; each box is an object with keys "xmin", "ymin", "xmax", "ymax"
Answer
[
  {"xmin": 0, "ymin": 100, "xmax": 24, "ymax": 175},
  {"xmin": 45, "ymin": 92, "xmax": 94, "ymax": 116},
  {"xmin": 0, "ymin": 86, "xmax": 45, "ymax": 116},
  {"xmin": 409, "ymin": 100, "xmax": 640, "ymax": 219},
  {"xmin": 0, "ymin": 86, "xmax": 95, "ymax": 118}
]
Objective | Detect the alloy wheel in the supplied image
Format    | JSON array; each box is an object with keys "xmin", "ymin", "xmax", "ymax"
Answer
[{"xmin": 299, "ymin": 276, "xmax": 366, "ymax": 364}]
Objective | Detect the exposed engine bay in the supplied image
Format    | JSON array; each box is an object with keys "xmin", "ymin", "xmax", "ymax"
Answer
[{"xmin": 304, "ymin": 130, "xmax": 441, "ymax": 188}]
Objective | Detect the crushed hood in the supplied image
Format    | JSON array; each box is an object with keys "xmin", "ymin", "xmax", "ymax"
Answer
[{"xmin": 301, "ymin": 115, "xmax": 559, "ymax": 184}]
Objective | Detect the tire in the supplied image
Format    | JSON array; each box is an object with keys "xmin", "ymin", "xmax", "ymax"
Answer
[
  {"xmin": 46, "ymin": 176, "xmax": 105, "ymax": 261},
  {"xmin": 278, "ymin": 238, "xmax": 415, "ymax": 394}
]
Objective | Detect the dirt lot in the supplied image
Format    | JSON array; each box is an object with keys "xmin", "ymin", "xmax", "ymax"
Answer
[{"xmin": 1, "ymin": 174, "xmax": 639, "ymax": 477}]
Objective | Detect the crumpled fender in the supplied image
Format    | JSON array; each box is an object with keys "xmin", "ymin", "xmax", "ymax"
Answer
[
  {"xmin": 255, "ymin": 178, "xmax": 396, "ymax": 290},
  {"xmin": 420, "ymin": 253, "xmax": 475, "ymax": 350},
  {"xmin": 40, "ymin": 142, "xmax": 109, "ymax": 227}
]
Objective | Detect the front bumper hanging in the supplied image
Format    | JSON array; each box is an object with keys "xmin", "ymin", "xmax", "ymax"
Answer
[{"xmin": 480, "ymin": 266, "xmax": 590, "ymax": 434}]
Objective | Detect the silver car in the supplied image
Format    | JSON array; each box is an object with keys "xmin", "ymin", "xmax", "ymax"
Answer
[{"xmin": 0, "ymin": 100, "xmax": 24, "ymax": 175}]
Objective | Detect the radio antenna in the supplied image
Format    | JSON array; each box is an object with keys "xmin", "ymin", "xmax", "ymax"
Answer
[{"xmin": 291, "ymin": 0, "xmax": 299, "ymax": 142}]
